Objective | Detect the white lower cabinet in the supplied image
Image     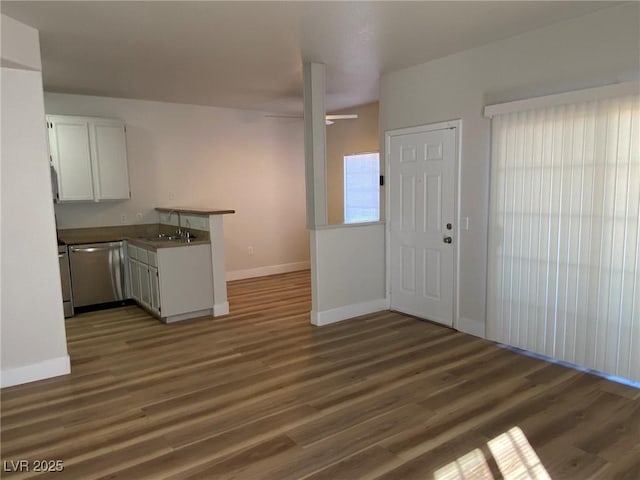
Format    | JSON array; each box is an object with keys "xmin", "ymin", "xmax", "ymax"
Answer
[
  {"xmin": 128, "ymin": 257, "xmax": 141, "ymax": 301},
  {"xmin": 139, "ymin": 262, "xmax": 151, "ymax": 307},
  {"xmin": 149, "ymin": 266, "xmax": 160, "ymax": 315},
  {"xmin": 126, "ymin": 242, "xmax": 213, "ymax": 322}
]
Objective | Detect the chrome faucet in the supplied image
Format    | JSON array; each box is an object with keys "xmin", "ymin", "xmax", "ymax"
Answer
[
  {"xmin": 185, "ymin": 218, "xmax": 191, "ymax": 242},
  {"xmin": 167, "ymin": 210, "xmax": 183, "ymax": 236}
]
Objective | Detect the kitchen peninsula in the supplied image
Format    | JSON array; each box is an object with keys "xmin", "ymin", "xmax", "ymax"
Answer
[{"xmin": 155, "ymin": 207, "xmax": 235, "ymax": 318}]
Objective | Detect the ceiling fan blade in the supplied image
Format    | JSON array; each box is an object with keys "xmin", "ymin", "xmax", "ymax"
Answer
[
  {"xmin": 264, "ymin": 114, "xmax": 303, "ymax": 119},
  {"xmin": 325, "ymin": 114, "xmax": 358, "ymax": 120},
  {"xmin": 265, "ymin": 113, "xmax": 357, "ymax": 124}
]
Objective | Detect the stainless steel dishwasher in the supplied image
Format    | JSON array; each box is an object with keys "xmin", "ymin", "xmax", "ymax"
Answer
[{"xmin": 69, "ymin": 241, "xmax": 126, "ymax": 307}]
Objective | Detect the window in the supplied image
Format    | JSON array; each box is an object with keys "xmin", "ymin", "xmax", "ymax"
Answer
[{"xmin": 343, "ymin": 152, "xmax": 380, "ymax": 223}]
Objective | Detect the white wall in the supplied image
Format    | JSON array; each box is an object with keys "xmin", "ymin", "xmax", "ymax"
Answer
[
  {"xmin": 380, "ymin": 3, "xmax": 640, "ymax": 337},
  {"xmin": 310, "ymin": 223, "xmax": 386, "ymax": 325},
  {"xmin": 45, "ymin": 93, "xmax": 309, "ymax": 275},
  {"xmin": 1, "ymin": 15, "xmax": 70, "ymax": 387},
  {"xmin": 326, "ymin": 102, "xmax": 379, "ymax": 225},
  {"xmin": 0, "ymin": 14, "xmax": 41, "ymax": 71}
]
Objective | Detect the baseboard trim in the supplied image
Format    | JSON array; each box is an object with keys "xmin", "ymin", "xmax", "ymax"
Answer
[
  {"xmin": 226, "ymin": 261, "xmax": 310, "ymax": 281},
  {"xmin": 311, "ymin": 298, "xmax": 389, "ymax": 326},
  {"xmin": 163, "ymin": 308, "xmax": 213, "ymax": 323},
  {"xmin": 1, "ymin": 355, "xmax": 70, "ymax": 388},
  {"xmin": 457, "ymin": 316, "xmax": 486, "ymax": 338},
  {"xmin": 213, "ymin": 301, "xmax": 229, "ymax": 316}
]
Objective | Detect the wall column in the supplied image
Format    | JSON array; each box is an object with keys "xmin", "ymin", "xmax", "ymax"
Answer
[
  {"xmin": 303, "ymin": 62, "xmax": 327, "ymax": 321},
  {"xmin": 1, "ymin": 14, "xmax": 71, "ymax": 387},
  {"xmin": 303, "ymin": 62, "xmax": 328, "ymax": 227}
]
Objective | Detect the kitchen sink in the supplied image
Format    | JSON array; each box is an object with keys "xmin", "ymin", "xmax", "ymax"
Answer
[
  {"xmin": 142, "ymin": 233, "xmax": 197, "ymax": 242},
  {"xmin": 143, "ymin": 236, "xmax": 177, "ymax": 242}
]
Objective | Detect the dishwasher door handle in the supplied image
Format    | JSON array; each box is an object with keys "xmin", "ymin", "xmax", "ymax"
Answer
[
  {"xmin": 70, "ymin": 246, "xmax": 116, "ymax": 253},
  {"xmin": 109, "ymin": 247, "xmax": 125, "ymax": 300}
]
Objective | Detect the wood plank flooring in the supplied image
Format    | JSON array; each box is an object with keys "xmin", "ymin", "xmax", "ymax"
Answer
[{"xmin": 1, "ymin": 270, "xmax": 638, "ymax": 479}]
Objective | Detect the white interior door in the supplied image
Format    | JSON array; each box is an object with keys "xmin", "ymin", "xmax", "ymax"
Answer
[{"xmin": 388, "ymin": 126, "xmax": 456, "ymax": 326}]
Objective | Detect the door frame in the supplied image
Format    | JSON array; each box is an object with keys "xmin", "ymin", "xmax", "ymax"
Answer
[{"xmin": 384, "ymin": 119, "xmax": 462, "ymax": 328}]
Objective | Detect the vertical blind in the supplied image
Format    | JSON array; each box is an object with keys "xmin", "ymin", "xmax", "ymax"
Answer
[{"xmin": 487, "ymin": 93, "xmax": 639, "ymax": 383}]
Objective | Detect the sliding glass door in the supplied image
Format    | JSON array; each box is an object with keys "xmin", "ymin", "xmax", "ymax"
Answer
[{"xmin": 487, "ymin": 92, "xmax": 639, "ymax": 383}]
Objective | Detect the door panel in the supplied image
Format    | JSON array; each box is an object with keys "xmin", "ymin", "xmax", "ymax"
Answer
[
  {"xmin": 400, "ymin": 175, "xmax": 416, "ymax": 231},
  {"xmin": 149, "ymin": 266, "xmax": 160, "ymax": 314},
  {"xmin": 401, "ymin": 246, "xmax": 416, "ymax": 292},
  {"xmin": 424, "ymin": 248, "xmax": 441, "ymax": 299},
  {"xmin": 389, "ymin": 127, "xmax": 456, "ymax": 326},
  {"xmin": 129, "ymin": 258, "xmax": 140, "ymax": 301},
  {"xmin": 139, "ymin": 264, "xmax": 150, "ymax": 306},
  {"xmin": 425, "ymin": 173, "xmax": 442, "ymax": 231}
]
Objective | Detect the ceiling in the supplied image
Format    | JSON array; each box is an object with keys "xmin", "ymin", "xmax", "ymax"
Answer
[{"xmin": 1, "ymin": 1, "xmax": 619, "ymax": 113}]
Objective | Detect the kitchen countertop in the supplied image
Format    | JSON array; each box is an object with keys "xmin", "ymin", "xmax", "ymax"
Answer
[
  {"xmin": 126, "ymin": 236, "xmax": 211, "ymax": 250},
  {"xmin": 58, "ymin": 224, "xmax": 210, "ymax": 249},
  {"xmin": 58, "ymin": 225, "xmax": 154, "ymax": 244},
  {"xmin": 155, "ymin": 207, "xmax": 235, "ymax": 215}
]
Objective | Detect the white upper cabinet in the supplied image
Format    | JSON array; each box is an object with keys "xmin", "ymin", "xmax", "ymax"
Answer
[
  {"xmin": 47, "ymin": 115, "xmax": 130, "ymax": 202},
  {"xmin": 47, "ymin": 117, "xmax": 94, "ymax": 201},
  {"xmin": 90, "ymin": 120, "xmax": 130, "ymax": 200}
]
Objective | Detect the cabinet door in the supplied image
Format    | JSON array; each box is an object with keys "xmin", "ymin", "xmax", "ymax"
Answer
[
  {"xmin": 128, "ymin": 258, "xmax": 140, "ymax": 301},
  {"xmin": 89, "ymin": 120, "xmax": 130, "ymax": 200},
  {"xmin": 155, "ymin": 245, "xmax": 214, "ymax": 318},
  {"xmin": 149, "ymin": 266, "xmax": 160, "ymax": 315},
  {"xmin": 139, "ymin": 263, "xmax": 151, "ymax": 307},
  {"xmin": 47, "ymin": 116, "xmax": 94, "ymax": 201}
]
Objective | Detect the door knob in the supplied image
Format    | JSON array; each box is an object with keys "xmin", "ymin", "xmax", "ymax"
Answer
[{"xmin": 443, "ymin": 236, "xmax": 453, "ymax": 244}]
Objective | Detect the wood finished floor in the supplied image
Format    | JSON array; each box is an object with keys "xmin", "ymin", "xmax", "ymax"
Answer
[{"xmin": 1, "ymin": 270, "xmax": 639, "ymax": 479}]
